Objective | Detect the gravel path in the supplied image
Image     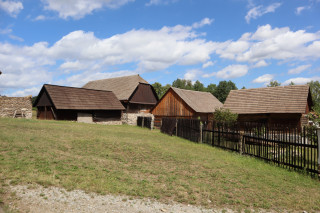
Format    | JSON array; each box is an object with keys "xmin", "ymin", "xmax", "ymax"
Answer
[{"xmin": 6, "ymin": 184, "xmax": 235, "ymax": 213}]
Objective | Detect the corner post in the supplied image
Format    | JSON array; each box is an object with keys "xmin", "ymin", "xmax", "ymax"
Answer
[
  {"xmin": 317, "ymin": 128, "xmax": 320, "ymax": 179},
  {"xmin": 199, "ymin": 122, "xmax": 203, "ymax": 144}
]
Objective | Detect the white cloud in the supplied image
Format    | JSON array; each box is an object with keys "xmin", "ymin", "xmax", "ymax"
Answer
[
  {"xmin": 34, "ymin": 15, "xmax": 46, "ymax": 21},
  {"xmin": 288, "ymin": 64, "xmax": 311, "ymax": 74},
  {"xmin": 43, "ymin": 0, "xmax": 134, "ymax": 19},
  {"xmin": 216, "ymin": 64, "xmax": 249, "ymax": 79},
  {"xmin": 0, "ymin": 20, "xmax": 217, "ymax": 95},
  {"xmin": 192, "ymin": 18, "xmax": 214, "ymax": 28},
  {"xmin": 245, "ymin": 2, "xmax": 282, "ymax": 23},
  {"xmin": 252, "ymin": 74, "xmax": 274, "ymax": 84},
  {"xmin": 251, "ymin": 60, "xmax": 268, "ymax": 68},
  {"xmin": 296, "ymin": 6, "xmax": 311, "ymax": 15},
  {"xmin": 10, "ymin": 87, "xmax": 41, "ymax": 97},
  {"xmin": 0, "ymin": 0, "xmax": 23, "ymax": 17},
  {"xmin": 215, "ymin": 24, "xmax": 320, "ymax": 63},
  {"xmin": 146, "ymin": 0, "xmax": 178, "ymax": 6},
  {"xmin": 202, "ymin": 61, "xmax": 214, "ymax": 69},
  {"xmin": 184, "ymin": 69, "xmax": 202, "ymax": 81},
  {"xmin": 283, "ymin": 77, "xmax": 320, "ymax": 85}
]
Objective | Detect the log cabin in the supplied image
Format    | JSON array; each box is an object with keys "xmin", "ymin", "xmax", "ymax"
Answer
[
  {"xmin": 151, "ymin": 87, "xmax": 223, "ymax": 128},
  {"xmin": 83, "ymin": 75, "xmax": 158, "ymax": 125},
  {"xmin": 33, "ymin": 84, "xmax": 125, "ymax": 124},
  {"xmin": 223, "ymin": 85, "xmax": 313, "ymax": 128}
]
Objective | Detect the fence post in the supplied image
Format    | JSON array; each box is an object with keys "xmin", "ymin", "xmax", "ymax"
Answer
[
  {"xmin": 199, "ymin": 122, "xmax": 203, "ymax": 144},
  {"xmin": 317, "ymin": 128, "xmax": 320, "ymax": 178},
  {"xmin": 142, "ymin": 117, "xmax": 144, "ymax": 128},
  {"xmin": 239, "ymin": 131, "xmax": 244, "ymax": 155}
]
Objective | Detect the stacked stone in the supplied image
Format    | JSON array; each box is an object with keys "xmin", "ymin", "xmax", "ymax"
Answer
[
  {"xmin": 121, "ymin": 112, "xmax": 154, "ymax": 127},
  {"xmin": 0, "ymin": 96, "xmax": 32, "ymax": 119}
]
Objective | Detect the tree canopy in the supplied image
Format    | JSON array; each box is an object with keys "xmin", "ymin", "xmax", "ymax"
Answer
[
  {"xmin": 213, "ymin": 80, "xmax": 238, "ymax": 103},
  {"xmin": 267, "ymin": 80, "xmax": 281, "ymax": 87},
  {"xmin": 308, "ymin": 81, "xmax": 320, "ymax": 113}
]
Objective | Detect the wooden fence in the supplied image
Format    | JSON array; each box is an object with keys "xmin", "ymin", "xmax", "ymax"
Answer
[
  {"xmin": 137, "ymin": 116, "xmax": 153, "ymax": 129},
  {"xmin": 161, "ymin": 118, "xmax": 320, "ymax": 176}
]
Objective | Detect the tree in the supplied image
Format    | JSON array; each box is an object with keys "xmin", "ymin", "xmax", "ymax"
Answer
[
  {"xmin": 31, "ymin": 96, "xmax": 37, "ymax": 105},
  {"xmin": 152, "ymin": 82, "xmax": 171, "ymax": 99},
  {"xmin": 152, "ymin": 82, "xmax": 164, "ymax": 99},
  {"xmin": 172, "ymin": 78, "xmax": 193, "ymax": 90},
  {"xmin": 213, "ymin": 80, "xmax": 238, "ymax": 103},
  {"xmin": 193, "ymin": 80, "xmax": 205, "ymax": 91},
  {"xmin": 206, "ymin": 83, "xmax": 217, "ymax": 95},
  {"xmin": 267, "ymin": 80, "xmax": 281, "ymax": 87},
  {"xmin": 213, "ymin": 108, "xmax": 238, "ymax": 124},
  {"xmin": 289, "ymin": 81, "xmax": 295, "ymax": 85},
  {"xmin": 308, "ymin": 81, "xmax": 320, "ymax": 113},
  {"xmin": 241, "ymin": 86, "xmax": 246, "ymax": 89}
]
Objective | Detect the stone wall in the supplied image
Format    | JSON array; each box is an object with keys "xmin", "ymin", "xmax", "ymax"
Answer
[
  {"xmin": 77, "ymin": 112, "xmax": 122, "ymax": 125},
  {"xmin": 121, "ymin": 112, "xmax": 154, "ymax": 126},
  {"xmin": 0, "ymin": 96, "xmax": 32, "ymax": 119}
]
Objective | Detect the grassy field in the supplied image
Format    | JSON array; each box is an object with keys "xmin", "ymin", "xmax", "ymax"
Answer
[{"xmin": 0, "ymin": 118, "xmax": 320, "ymax": 212}]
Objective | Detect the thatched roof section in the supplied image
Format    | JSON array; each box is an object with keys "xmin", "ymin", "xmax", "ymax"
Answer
[
  {"xmin": 83, "ymin": 75, "xmax": 148, "ymax": 101},
  {"xmin": 223, "ymin": 85, "xmax": 311, "ymax": 114},
  {"xmin": 171, "ymin": 87, "xmax": 223, "ymax": 113},
  {"xmin": 34, "ymin": 84, "xmax": 125, "ymax": 110}
]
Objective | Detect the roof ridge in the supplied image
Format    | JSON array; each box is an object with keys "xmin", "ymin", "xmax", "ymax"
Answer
[
  {"xmin": 171, "ymin": 87, "xmax": 211, "ymax": 94},
  {"xmin": 44, "ymin": 84, "xmax": 113, "ymax": 93},
  {"xmin": 234, "ymin": 84, "xmax": 309, "ymax": 92}
]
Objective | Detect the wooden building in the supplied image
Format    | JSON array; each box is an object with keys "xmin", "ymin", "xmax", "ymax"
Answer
[
  {"xmin": 151, "ymin": 87, "xmax": 223, "ymax": 128},
  {"xmin": 33, "ymin": 84, "xmax": 125, "ymax": 124},
  {"xmin": 83, "ymin": 75, "xmax": 159, "ymax": 124},
  {"xmin": 223, "ymin": 85, "xmax": 313, "ymax": 128}
]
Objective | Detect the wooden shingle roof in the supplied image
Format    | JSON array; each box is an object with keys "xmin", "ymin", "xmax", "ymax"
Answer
[
  {"xmin": 82, "ymin": 75, "xmax": 148, "ymax": 101},
  {"xmin": 171, "ymin": 87, "xmax": 223, "ymax": 113},
  {"xmin": 223, "ymin": 85, "xmax": 311, "ymax": 114},
  {"xmin": 36, "ymin": 84, "xmax": 125, "ymax": 110}
]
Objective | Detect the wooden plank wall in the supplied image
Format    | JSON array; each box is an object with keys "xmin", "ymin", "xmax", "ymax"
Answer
[{"xmin": 151, "ymin": 89, "xmax": 196, "ymax": 128}]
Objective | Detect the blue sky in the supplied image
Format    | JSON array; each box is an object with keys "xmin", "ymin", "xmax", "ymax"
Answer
[{"xmin": 0, "ymin": 0, "xmax": 320, "ymax": 96}]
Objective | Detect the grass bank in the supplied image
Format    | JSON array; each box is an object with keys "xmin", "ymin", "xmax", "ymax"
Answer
[{"xmin": 0, "ymin": 118, "xmax": 320, "ymax": 212}]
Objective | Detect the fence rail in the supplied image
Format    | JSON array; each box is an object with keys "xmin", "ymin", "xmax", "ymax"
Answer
[{"xmin": 161, "ymin": 118, "xmax": 320, "ymax": 176}]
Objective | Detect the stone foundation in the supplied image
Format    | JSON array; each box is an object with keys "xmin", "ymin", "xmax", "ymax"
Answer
[
  {"xmin": 77, "ymin": 112, "xmax": 122, "ymax": 125},
  {"xmin": 0, "ymin": 96, "xmax": 32, "ymax": 119},
  {"xmin": 121, "ymin": 112, "xmax": 154, "ymax": 126}
]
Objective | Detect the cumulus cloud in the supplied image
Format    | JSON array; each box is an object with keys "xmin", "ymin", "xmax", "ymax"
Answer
[
  {"xmin": 43, "ymin": 0, "xmax": 134, "ymax": 19},
  {"xmin": 184, "ymin": 69, "xmax": 202, "ymax": 81},
  {"xmin": 283, "ymin": 77, "xmax": 320, "ymax": 85},
  {"xmin": 0, "ymin": 0, "xmax": 23, "ymax": 17},
  {"xmin": 216, "ymin": 64, "xmax": 249, "ymax": 79},
  {"xmin": 202, "ymin": 61, "xmax": 214, "ymax": 69},
  {"xmin": 288, "ymin": 64, "xmax": 311, "ymax": 74},
  {"xmin": 252, "ymin": 74, "xmax": 274, "ymax": 84},
  {"xmin": 245, "ymin": 2, "xmax": 281, "ymax": 23},
  {"xmin": 251, "ymin": 60, "xmax": 268, "ymax": 68},
  {"xmin": 192, "ymin": 18, "xmax": 214, "ymax": 28},
  {"xmin": 215, "ymin": 24, "xmax": 320, "ymax": 63},
  {"xmin": 0, "ymin": 20, "xmax": 217, "ymax": 95}
]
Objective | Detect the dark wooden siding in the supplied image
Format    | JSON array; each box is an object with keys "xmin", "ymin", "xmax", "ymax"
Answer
[
  {"xmin": 93, "ymin": 110, "xmax": 121, "ymax": 122},
  {"xmin": 36, "ymin": 90, "xmax": 53, "ymax": 107},
  {"xmin": 237, "ymin": 113, "xmax": 302, "ymax": 128},
  {"xmin": 129, "ymin": 84, "xmax": 158, "ymax": 105},
  {"xmin": 37, "ymin": 106, "xmax": 54, "ymax": 120}
]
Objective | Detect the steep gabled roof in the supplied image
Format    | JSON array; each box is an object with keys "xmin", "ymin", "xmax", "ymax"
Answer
[
  {"xmin": 171, "ymin": 87, "xmax": 223, "ymax": 113},
  {"xmin": 82, "ymin": 75, "xmax": 149, "ymax": 101},
  {"xmin": 34, "ymin": 84, "xmax": 125, "ymax": 110},
  {"xmin": 223, "ymin": 85, "xmax": 311, "ymax": 114}
]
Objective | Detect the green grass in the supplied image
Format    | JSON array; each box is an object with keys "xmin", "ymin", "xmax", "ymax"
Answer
[{"xmin": 0, "ymin": 118, "xmax": 320, "ymax": 211}]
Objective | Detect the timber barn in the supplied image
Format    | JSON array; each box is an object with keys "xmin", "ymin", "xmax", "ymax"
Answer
[
  {"xmin": 33, "ymin": 84, "xmax": 125, "ymax": 124},
  {"xmin": 223, "ymin": 85, "xmax": 313, "ymax": 128},
  {"xmin": 151, "ymin": 87, "xmax": 223, "ymax": 128},
  {"xmin": 83, "ymin": 75, "xmax": 159, "ymax": 125}
]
